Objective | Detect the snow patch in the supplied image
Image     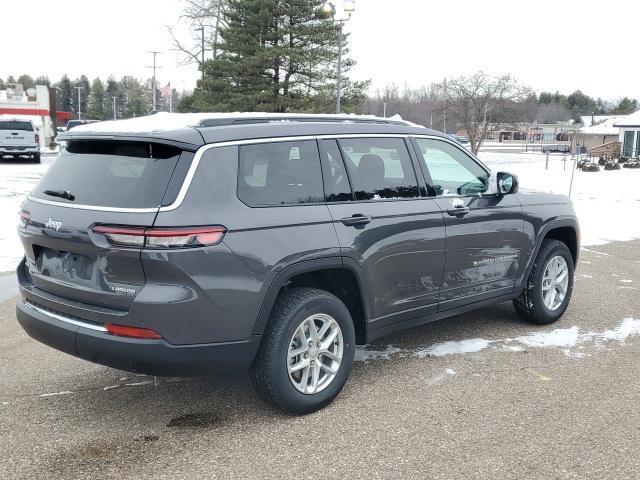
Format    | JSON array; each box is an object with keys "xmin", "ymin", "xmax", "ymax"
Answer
[
  {"xmin": 415, "ymin": 338, "xmax": 491, "ymax": 357},
  {"xmin": 515, "ymin": 327, "xmax": 580, "ymax": 349},
  {"xmin": 355, "ymin": 319, "xmax": 639, "ymax": 363}
]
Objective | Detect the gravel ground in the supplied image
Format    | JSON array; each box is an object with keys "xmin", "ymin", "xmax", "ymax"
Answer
[{"xmin": 1, "ymin": 240, "xmax": 639, "ymax": 479}]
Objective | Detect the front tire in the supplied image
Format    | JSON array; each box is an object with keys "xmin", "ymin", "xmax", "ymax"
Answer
[
  {"xmin": 252, "ymin": 287, "xmax": 355, "ymax": 414},
  {"xmin": 513, "ymin": 239, "xmax": 574, "ymax": 325}
]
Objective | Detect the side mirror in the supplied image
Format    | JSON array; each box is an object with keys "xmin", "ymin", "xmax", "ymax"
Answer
[{"xmin": 496, "ymin": 172, "xmax": 518, "ymax": 195}]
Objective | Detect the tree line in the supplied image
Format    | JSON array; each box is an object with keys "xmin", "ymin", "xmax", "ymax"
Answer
[{"xmin": 0, "ymin": 74, "xmax": 177, "ymax": 121}]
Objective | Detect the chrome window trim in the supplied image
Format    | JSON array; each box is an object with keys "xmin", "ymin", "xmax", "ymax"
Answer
[
  {"xmin": 25, "ymin": 301, "xmax": 108, "ymax": 332},
  {"xmin": 26, "ymin": 133, "xmax": 458, "ymax": 214}
]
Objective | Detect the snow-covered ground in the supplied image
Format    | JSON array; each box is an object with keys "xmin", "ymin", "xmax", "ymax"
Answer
[
  {"xmin": 478, "ymin": 151, "xmax": 640, "ymax": 246},
  {"xmin": 0, "ymin": 151, "xmax": 639, "ymax": 272}
]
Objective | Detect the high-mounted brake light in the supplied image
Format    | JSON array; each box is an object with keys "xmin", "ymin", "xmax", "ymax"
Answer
[
  {"xmin": 92, "ymin": 225, "xmax": 227, "ymax": 248},
  {"xmin": 105, "ymin": 322, "xmax": 162, "ymax": 339}
]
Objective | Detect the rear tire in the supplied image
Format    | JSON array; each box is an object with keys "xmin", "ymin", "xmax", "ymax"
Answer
[
  {"xmin": 252, "ymin": 287, "xmax": 355, "ymax": 414},
  {"xmin": 513, "ymin": 239, "xmax": 574, "ymax": 325},
  {"xmin": 32, "ymin": 153, "xmax": 41, "ymax": 164}
]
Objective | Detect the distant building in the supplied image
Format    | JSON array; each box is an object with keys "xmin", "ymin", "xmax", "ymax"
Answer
[
  {"xmin": 0, "ymin": 84, "xmax": 69, "ymax": 147},
  {"xmin": 615, "ymin": 111, "xmax": 640, "ymax": 157},
  {"xmin": 571, "ymin": 116, "xmax": 627, "ymax": 155}
]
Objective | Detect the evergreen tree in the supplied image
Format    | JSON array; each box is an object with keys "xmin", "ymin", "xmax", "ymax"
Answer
[
  {"xmin": 105, "ymin": 76, "xmax": 120, "ymax": 119},
  {"xmin": 34, "ymin": 75, "xmax": 51, "ymax": 86},
  {"xmin": 56, "ymin": 74, "xmax": 74, "ymax": 113},
  {"xmin": 6, "ymin": 75, "xmax": 16, "ymax": 84},
  {"xmin": 0, "ymin": 78, "xmax": 5, "ymax": 89},
  {"xmin": 87, "ymin": 78, "xmax": 106, "ymax": 119},
  {"xmin": 119, "ymin": 76, "xmax": 151, "ymax": 118},
  {"xmin": 73, "ymin": 75, "xmax": 92, "ymax": 117},
  {"xmin": 613, "ymin": 97, "xmax": 638, "ymax": 115},
  {"xmin": 190, "ymin": 0, "xmax": 367, "ymax": 112},
  {"xmin": 17, "ymin": 74, "xmax": 35, "ymax": 89}
]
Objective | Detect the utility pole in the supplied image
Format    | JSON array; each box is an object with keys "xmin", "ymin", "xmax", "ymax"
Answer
[
  {"xmin": 112, "ymin": 96, "xmax": 117, "ymax": 120},
  {"xmin": 146, "ymin": 51, "xmax": 162, "ymax": 112},
  {"xmin": 75, "ymin": 86, "xmax": 83, "ymax": 120}
]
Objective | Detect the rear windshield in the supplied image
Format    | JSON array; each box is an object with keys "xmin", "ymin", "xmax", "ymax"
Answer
[
  {"xmin": 0, "ymin": 120, "xmax": 33, "ymax": 131},
  {"xmin": 32, "ymin": 141, "xmax": 185, "ymax": 208}
]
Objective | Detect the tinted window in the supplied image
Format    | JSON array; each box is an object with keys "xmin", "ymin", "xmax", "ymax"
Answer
[
  {"xmin": 32, "ymin": 141, "xmax": 183, "ymax": 208},
  {"xmin": 415, "ymin": 138, "xmax": 488, "ymax": 196},
  {"xmin": 319, "ymin": 139, "xmax": 352, "ymax": 202},
  {"xmin": 338, "ymin": 138, "xmax": 420, "ymax": 200},
  {"xmin": 0, "ymin": 120, "xmax": 33, "ymax": 131},
  {"xmin": 238, "ymin": 140, "xmax": 324, "ymax": 206}
]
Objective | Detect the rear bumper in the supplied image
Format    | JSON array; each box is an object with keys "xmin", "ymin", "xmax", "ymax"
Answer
[
  {"xmin": 16, "ymin": 298, "xmax": 261, "ymax": 376},
  {"xmin": 0, "ymin": 146, "xmax": 39, "ymax": 154}
]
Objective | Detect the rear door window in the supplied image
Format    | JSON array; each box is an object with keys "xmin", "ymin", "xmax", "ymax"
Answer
[
  {"xmin": 31, "ymin": 141, "xmax": 185, "ymax": 208},
  {"xmin": 337, "ymin": 137, "xmax": 420, "ymax": 200},
  {"xmin": 238, "ymin": 140, "xmax": 324, "ymax": 206},
  {"xmin": 0, "ymin": 120, "xmax": 33, "ymax": 131}
]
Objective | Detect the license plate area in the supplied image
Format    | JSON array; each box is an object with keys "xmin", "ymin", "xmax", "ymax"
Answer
[{"xmin": 34, "ymin": 247, "xmax": 95, "ymax": 282}]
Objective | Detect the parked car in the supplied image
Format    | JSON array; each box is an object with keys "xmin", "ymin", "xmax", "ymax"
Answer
[
  {"xmin": 0, "ymin": 118, "xmax": 40, "ymax": 163},
  {"xmin": 15, "ymin": 113, "xmax": 579, "ymax": 414},
  {"xmin": 65, "ymin": 119, "xmax": 100, "ymax": 131}
]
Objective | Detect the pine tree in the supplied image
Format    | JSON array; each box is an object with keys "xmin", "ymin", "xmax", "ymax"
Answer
[
  {"xmin": 17, "ymin": 74, "xmax": 35, "ymax": 89},
  {"xmin": 73, "ymin": 75, "xmax": 92, "ymax": 117},
  {"xmin": 87, "ymin": 78, "xmax": 106, "ymax": 119},
  {"xmin": 56, "ymin": 75, "xmax": 73, "ymax": 113},
  {"xmin": 34, "ymin": 75, "xmax": 51, "ymax": 86},
  {"xmin": 191, "ymin": 0, "xmax": 367, "ymax": 112},
  {"xmin": 119, "ymin": 76, "xmax": 151, "ymax": 118},
  {"xmin": 105, "ymin": 76, "xmax": 120, "ymax": 120}
]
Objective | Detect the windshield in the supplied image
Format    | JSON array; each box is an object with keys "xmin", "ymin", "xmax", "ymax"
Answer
[
  {"xmin": 31, "ymin": 141, "xmax": 184, "ymax": 208},
  {"xmin": 0, "ymin": 120, "xmax": 34, "ymax": 131}
]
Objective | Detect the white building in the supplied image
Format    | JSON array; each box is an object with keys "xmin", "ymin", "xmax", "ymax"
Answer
[
  {"xmin": 615, "ymin": 111, "xmax": 640, "ymax": 158},
  {"xmin": 571, "ymin": 116, "xmax": 627, "ymax": 154}
]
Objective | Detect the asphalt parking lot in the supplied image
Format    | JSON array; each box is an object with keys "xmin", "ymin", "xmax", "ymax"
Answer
[{"xmin": 1, "ymin": 240, "xmax": 639, "ymax": 480}]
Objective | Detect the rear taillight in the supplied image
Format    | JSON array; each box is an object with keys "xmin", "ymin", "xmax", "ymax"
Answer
[
  {"xmin": 18, "ymin": 210, "xmax": 30, "ymax": 229},
  {"xmin": 35, "ymin": 133, "xmax": 40, "ymax": 144},
  {"xmin": 105, "ymin": 322, "xmax": 162, "ymax": 339},
  {"xmin": 92, "ymin": 225, "xmax": 227, "ymax": 249}
]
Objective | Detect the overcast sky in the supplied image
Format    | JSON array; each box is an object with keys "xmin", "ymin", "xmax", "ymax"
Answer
[{"xmin": 2, "ymin": 0, "xmax": 638, "ymax": 100}]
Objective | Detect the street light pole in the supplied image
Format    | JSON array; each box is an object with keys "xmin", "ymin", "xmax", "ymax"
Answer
[
  {"xmin": 196, "ymin": 26, "xmax": 205, "ymax": 84},
  {"xmin": 322, "ymin": 1, "xmax": 355, "ymax": 114},
  {"xmin": 75, "ymin": 86, "xmax": 83, "ymax": 120},
  {"xmin": 336, "ymin": 19, "xmax": 343, "ymax": 114},
  {"xmin": 112, "ymin": 96, "xmax": 117, "ymax": 120}
]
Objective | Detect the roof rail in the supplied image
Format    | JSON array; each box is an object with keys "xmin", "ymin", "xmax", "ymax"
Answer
[{"xmin": 197, "ymin": 115, "xmax": 408, "ymax": 128}]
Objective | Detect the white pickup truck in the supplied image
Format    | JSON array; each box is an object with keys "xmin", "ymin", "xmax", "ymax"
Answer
[{"xmin": 0, "ymin": 119, "xmax": 40, "ymax": 163}]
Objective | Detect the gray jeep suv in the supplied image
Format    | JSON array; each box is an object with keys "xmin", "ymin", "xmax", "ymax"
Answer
[{"xmin": 16, "ymin": 113, "xmax": 579, "ymax": 414}]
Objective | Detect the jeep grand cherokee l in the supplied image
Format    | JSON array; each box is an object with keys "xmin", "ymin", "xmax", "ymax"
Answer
[{"xmin": 16, "ymin": 113, "xmax": 579, "ymax": 414}]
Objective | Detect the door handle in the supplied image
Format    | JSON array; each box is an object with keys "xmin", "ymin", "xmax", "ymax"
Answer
[
  {"xmin": 341, "ymin": 214, "xmax": 372, "ymax": 226},
  {"xmin": 446, "ymin": 206, "xmax": 470, "ymax": 218}
]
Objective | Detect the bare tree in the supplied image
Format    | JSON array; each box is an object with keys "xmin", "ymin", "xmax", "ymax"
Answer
[
  {"xmin": 440, "ymin": 72, "xmax": 532, "ymax": 154},
  {"xmin": 167, "ymin": 0, "xmax": 228, "ymax": 70}
]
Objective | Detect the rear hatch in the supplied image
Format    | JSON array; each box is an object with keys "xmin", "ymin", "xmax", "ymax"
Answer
[
  {"xmin": 0, "ymin": 119, "xmax": 37, "ymax": 148},
  {"xmin": 18, "ymin": 140, "xmax": 192, "ymax": 310}
]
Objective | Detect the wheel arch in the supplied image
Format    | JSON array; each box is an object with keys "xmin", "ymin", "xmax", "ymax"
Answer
[
  {"xmin": 252, "ymin": 257, "xmax": 370, "ymax": 344},
  {"xmin": 520, "ymin": 218, "xmax": 579, "ymax": 290}
]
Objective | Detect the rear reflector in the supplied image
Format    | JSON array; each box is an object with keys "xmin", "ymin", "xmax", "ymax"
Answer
[
  {"xmin": 105, "ymin": 322, "xmax": 162, "ymax": 339},
  {"xmin": 93, "ymin": 225, "xmax": 226, "ymax": 248}
]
